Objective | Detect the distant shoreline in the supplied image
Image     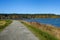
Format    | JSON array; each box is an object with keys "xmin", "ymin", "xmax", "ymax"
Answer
[{"xmin": 0, "ymin": 14, "xmax": 60, "ymax": 19}]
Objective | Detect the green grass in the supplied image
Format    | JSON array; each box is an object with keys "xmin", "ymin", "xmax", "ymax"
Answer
[
  {"xmin": 21, "ymin": 22, "xmax": 58, "ymax": 40},
  {"xmin": 0, "ymin": 20, "xmax": 12, "ymax": 32}
]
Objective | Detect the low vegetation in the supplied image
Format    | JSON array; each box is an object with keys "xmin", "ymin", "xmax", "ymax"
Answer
[
  {"xmin": 21, "ymin": 21, "xmax": 58, "ymax": 40},
  {"xmin": 30, "ymin": 22, "xmax": 60, "ymax": 40},
  {"xmin": 0, "ymin": 20, "xmax": 12, "ymax": 32}
]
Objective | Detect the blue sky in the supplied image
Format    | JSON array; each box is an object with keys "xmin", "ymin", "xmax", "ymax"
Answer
[{"xmin": 0, "ymin": 0, "xmax": 60, "ymax": 14}]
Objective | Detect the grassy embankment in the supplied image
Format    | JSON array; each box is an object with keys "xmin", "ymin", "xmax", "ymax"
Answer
[
  {"xmin": 21, "ymin": 21, "xmax": 58, "ymax": 40},
  {"xmin": 0, "ymin": 20, "xmax": 12, "ymax": 32}
]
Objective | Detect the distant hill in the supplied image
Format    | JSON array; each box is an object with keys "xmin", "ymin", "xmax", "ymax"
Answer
[{"xmin": 0, "ymin": 14, "xmax": 60, "ymax": 19}]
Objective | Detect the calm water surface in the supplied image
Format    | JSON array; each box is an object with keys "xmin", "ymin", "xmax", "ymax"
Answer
[{"xmin": 25, "ymin": 18, "xmax": 60, "ymax": 27}]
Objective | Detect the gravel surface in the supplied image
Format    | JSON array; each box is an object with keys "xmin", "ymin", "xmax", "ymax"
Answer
[{"xmin": 0, "ymin": 20, "xmax": 39, "ymax": 40}]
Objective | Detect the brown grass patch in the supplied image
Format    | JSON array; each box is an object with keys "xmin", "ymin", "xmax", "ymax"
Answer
[
  {"xmin": 29, "ymin": 22, "xmax": 60, "ymax": 40},
  {"xmin": 0, "ymin": 21, "xmax": 6, "ymax": 26}
]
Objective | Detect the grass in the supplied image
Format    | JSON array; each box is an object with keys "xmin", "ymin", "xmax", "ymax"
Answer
[
  {"xmin": 0, "ymin": 20, "xmax": 12, "ymax": 32},
  {"xmin": 21, "ymin": 21, "xmax": 58, "ymax": 40}
]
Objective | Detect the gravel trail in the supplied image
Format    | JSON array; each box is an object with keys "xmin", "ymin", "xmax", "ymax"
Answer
[{"xmin": 0, "ymin": 20, "xmax": 39, "ymax": 40}]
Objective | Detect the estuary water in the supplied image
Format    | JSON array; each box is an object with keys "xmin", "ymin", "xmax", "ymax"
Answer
[{"xmin": 25, "ymin": 18, "xmax": 60, "ymax": 27}]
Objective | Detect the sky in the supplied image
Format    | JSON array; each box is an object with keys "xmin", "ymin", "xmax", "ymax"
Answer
[{"xmin": 0, "ymin": 0, "xmax": 60, "ymax": 14}]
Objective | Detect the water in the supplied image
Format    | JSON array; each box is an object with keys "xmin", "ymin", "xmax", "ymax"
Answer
[{"xmin": 25, "ymin": 18, "xmax": 60, "ymax": 27}]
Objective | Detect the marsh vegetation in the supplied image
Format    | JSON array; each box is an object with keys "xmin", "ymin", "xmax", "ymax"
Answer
[{"xmin": 21, "ymin": 21, "xmax": 59, "ymax": 40}]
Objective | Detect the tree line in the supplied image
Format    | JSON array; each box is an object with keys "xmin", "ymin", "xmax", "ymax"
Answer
[{"xmin": 0, "ymin": 14, "xmax": 60, "ymax": 19}]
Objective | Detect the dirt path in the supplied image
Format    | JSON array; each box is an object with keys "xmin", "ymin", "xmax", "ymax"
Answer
[{"xmin": 0, "ymin": 20, "xmax": 39, "ymax": 40}]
